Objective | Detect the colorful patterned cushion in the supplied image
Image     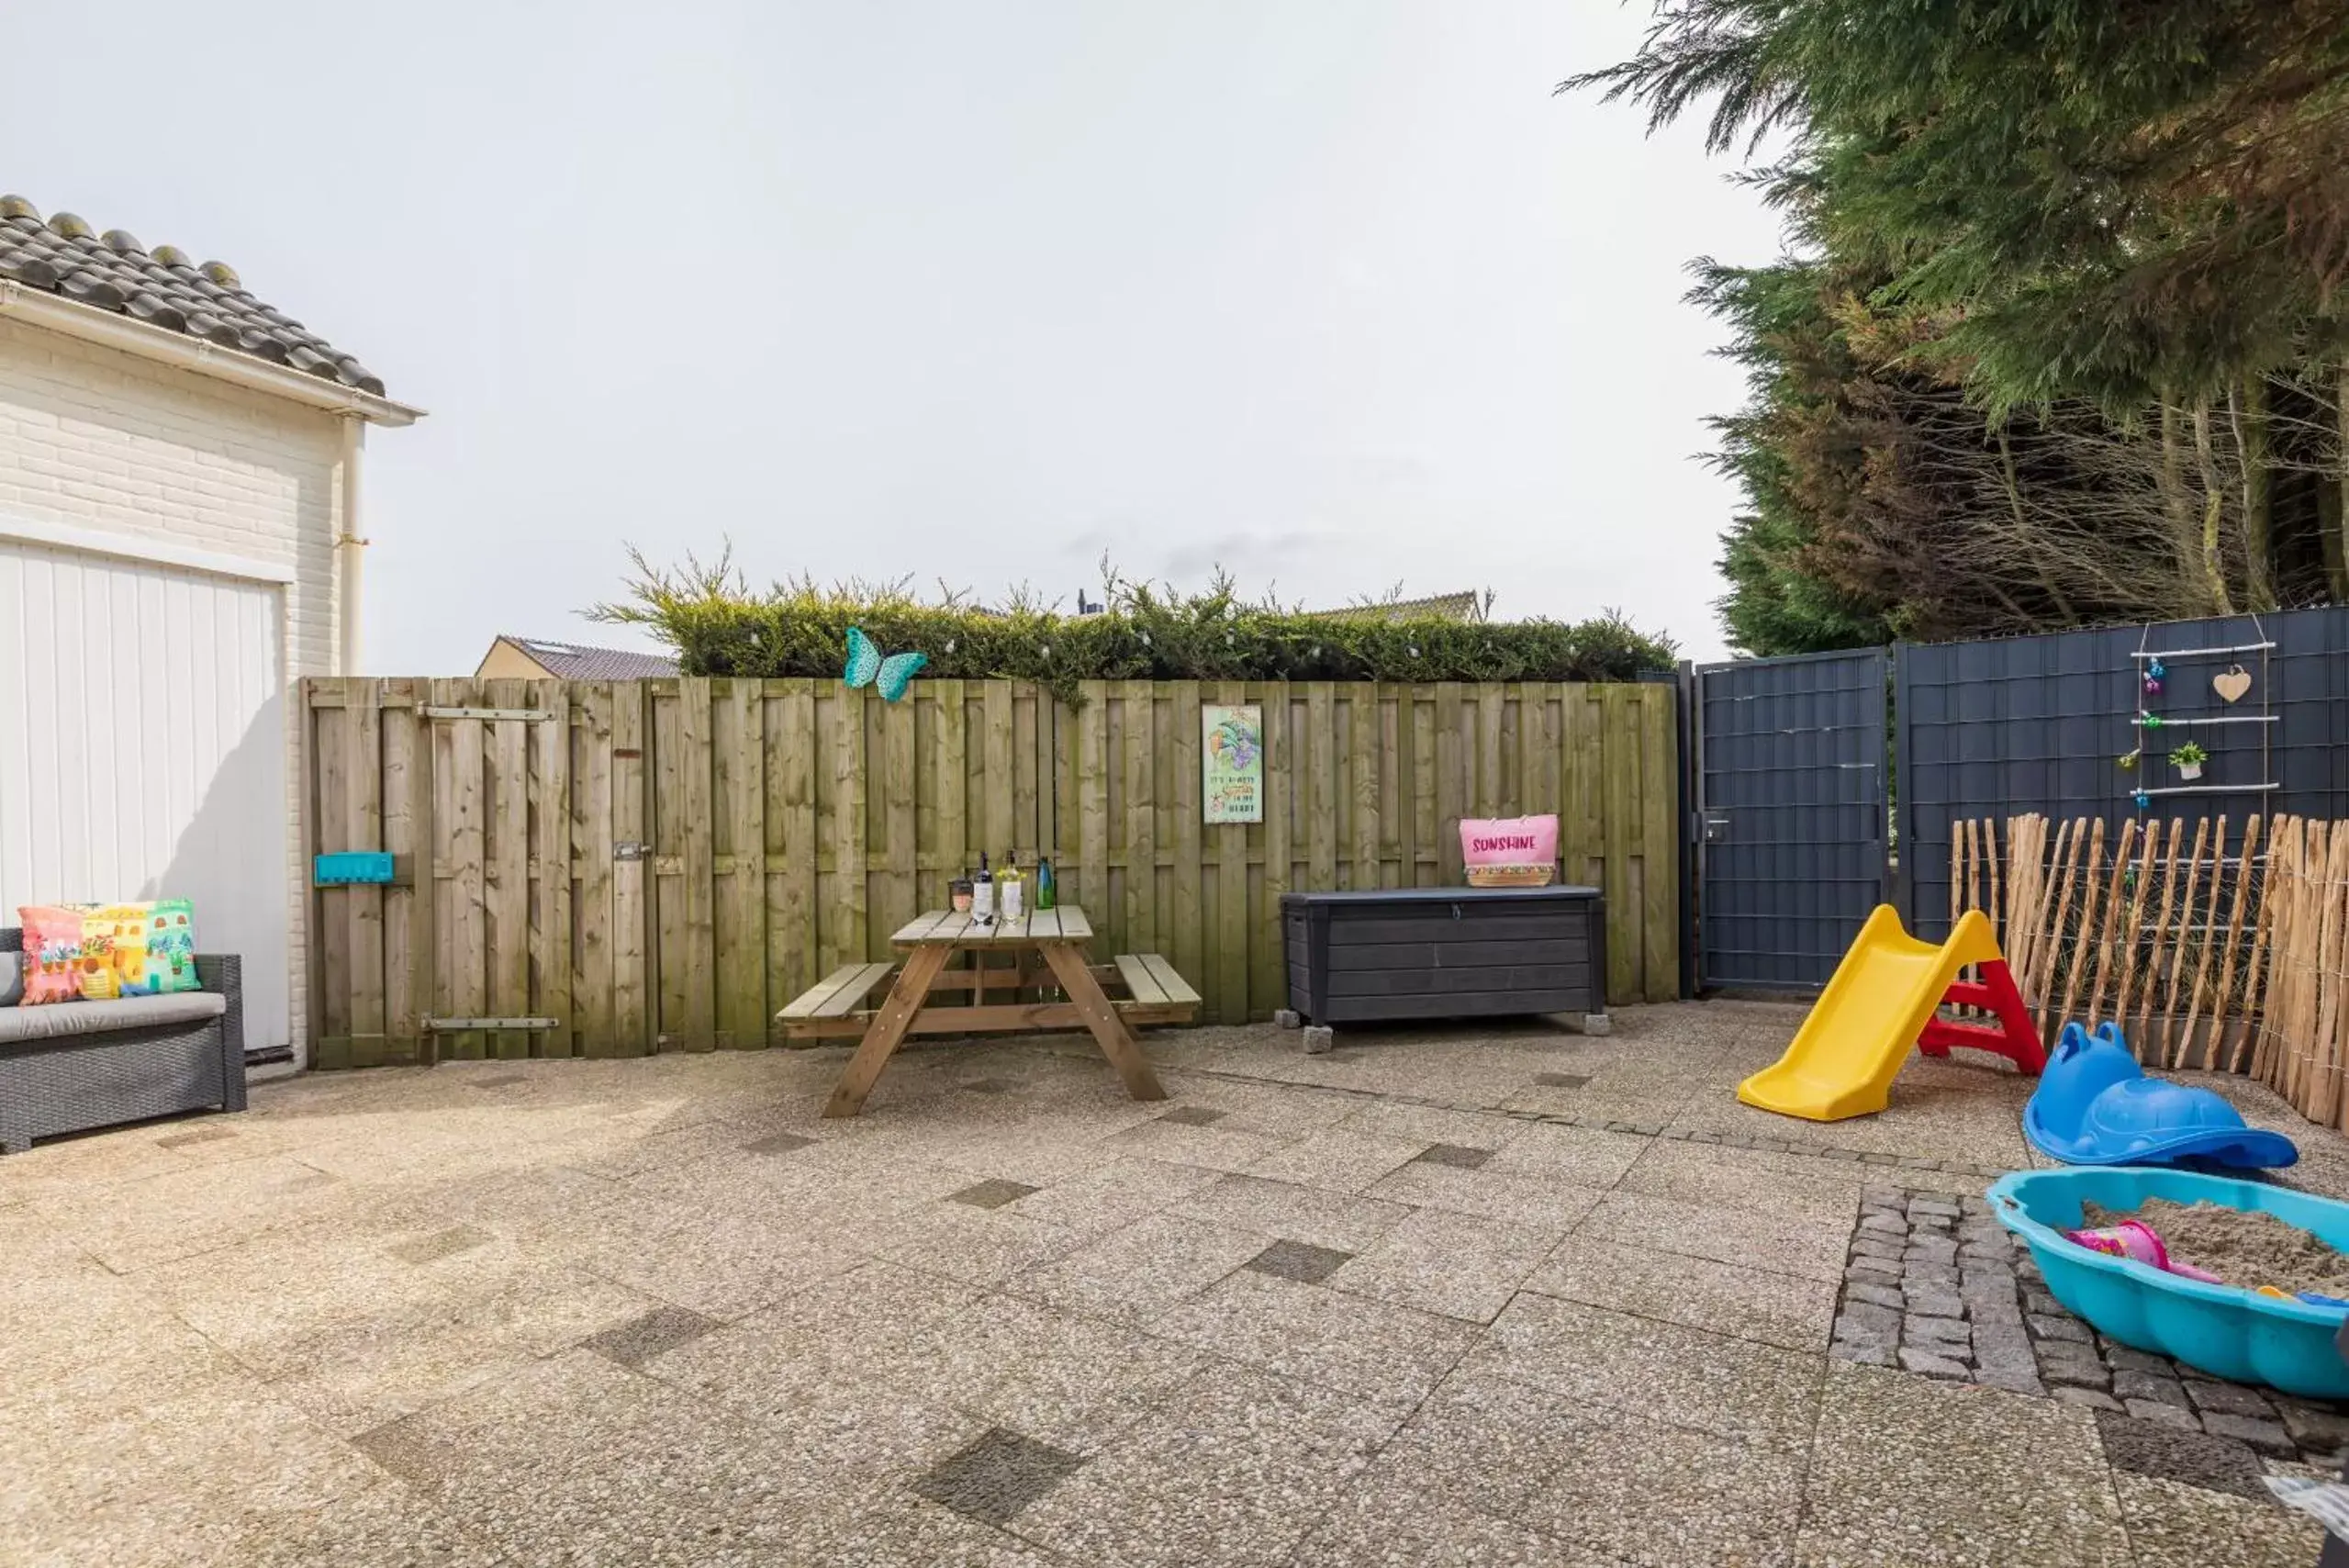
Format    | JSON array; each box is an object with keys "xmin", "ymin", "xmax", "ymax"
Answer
[
  {"xmin": 15, "ymin": 900, "xmax": 199, "ymax": 1003},
  {"xmin": 81, "ymin": 903, "xmax": 153, "ymax": 1000},
  {"xmin": 17, "ymin": 905, "xmax": 92, "ymax": 1005},
  {"xmin": 138, "ymin": 899, "xmax": 199, "ymax": 994}
]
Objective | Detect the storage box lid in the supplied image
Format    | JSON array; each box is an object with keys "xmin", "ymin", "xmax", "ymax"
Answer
[{"xmin": 1280, "ymin": 886, "xmax": 1598, "ymax": 909}]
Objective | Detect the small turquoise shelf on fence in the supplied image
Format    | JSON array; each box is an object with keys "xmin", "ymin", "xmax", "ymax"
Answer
[{"xmin": 314, "ymin": 852, "xmax": 394, "ymax": 886}]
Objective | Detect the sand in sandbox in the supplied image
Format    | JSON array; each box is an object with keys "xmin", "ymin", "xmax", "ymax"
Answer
[{"xmin": 2081, "ymin": 1197, "xmax": 2349, "ymax": 1298}]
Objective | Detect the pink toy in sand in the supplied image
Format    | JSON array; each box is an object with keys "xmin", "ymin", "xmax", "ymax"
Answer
[{"xmin": 2063, "ymin": 1221, "xmax": 2222, "ymax": 1283}]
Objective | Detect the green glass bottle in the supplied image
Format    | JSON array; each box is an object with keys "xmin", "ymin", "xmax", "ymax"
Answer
[{"xmin": 1035, "ymin": 857, "xmax": 1057, "ymax": 910}]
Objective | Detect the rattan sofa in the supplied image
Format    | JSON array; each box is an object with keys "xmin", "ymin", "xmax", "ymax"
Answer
[{"xmin": 0, "ymin": 927, "xmax": 245, "ymax": 1153}]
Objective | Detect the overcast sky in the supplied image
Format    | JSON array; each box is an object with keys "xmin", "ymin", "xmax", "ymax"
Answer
[{"xmin": 6, "ymin": 2, "xmax": 1781, "ymax": 669}]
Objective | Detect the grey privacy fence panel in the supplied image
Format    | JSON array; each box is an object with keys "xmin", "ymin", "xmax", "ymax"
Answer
[
  {"xmin": 1694, "ymin": 647, "xmax": 1890, "ymax": 990},
  {"xmin": 1896, "ymin": 605, "xmax": 2349, "ymax": 938}
]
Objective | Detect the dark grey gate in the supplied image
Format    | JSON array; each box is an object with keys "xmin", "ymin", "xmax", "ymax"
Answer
[{"xmin": 1694, "ymin": 648, "xmax": 1890, "ymax": 991}]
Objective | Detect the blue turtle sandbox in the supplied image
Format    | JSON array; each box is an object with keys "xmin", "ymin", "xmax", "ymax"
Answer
[{"xmin": 2023, "ymin": 1021, "xmax": 2297, "ymax": 1170}]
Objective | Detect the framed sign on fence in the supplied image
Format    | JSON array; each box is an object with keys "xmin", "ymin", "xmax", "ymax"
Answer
[{"xmin": 1202, "ymin": 704, "xmax": 1264, "ymax": 823}]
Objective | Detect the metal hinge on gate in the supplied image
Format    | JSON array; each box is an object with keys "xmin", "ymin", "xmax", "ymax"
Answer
[
  {"xmin": 1702, "ymin": 816, "xmax": 1730, "ymax": 843},
  {"xmin": 419, "ymin": 706, "xmax": 563, "ymax": 721},
  {"xmin": 613, "ymin": 842, "xmax": 649, "ymax": 861},
  {"xmin": 423, "ymin": 1017, "xmax": 560, "ymax": 1032}
]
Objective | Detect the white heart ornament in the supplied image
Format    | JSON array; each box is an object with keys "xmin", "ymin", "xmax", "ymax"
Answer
[{"xmin": 2213, "ymin": 666, "xmax": 2252, "ymax": 704}]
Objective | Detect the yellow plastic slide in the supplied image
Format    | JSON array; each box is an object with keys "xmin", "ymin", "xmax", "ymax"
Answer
[{"xmin": 1736, "ymin": 905, "xmax": 2004, "ymax": 1122}]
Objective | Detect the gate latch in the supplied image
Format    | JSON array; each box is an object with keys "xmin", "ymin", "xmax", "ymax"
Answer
[{"xmin": 1703, "ymin": 815, "xmax": 1731, "ymax": 843}]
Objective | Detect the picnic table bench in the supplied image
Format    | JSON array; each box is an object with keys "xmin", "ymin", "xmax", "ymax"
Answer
[{"xmin": 775, "ymin": 903, "xmax": 1196, "ymax": 1116}]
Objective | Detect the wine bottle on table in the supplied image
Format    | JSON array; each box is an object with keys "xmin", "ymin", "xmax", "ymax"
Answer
[
  {"xmin": 1000, "ymin": 851, "xmax": 1024, "ymax": 920},
  {"xmin": 1035, "ymin": 857, "xmax": 1057, "ymax": 911},
  {"xmin": 972, "ymin": 852, "xmax": 994, "ymax": 924}
]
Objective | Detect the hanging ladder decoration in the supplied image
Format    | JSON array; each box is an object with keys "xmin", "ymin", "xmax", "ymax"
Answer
[{"xmin": 2126, "ymin": 618, "xmax": 2278, "ymax": 811}]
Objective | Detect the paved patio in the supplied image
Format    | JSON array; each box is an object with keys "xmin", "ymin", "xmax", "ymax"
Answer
[{"xmin": 3, "ymin": 1002, "xmax": 2341, "ymax": 1566}]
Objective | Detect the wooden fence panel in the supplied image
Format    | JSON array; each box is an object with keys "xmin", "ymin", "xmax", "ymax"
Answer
[
  {"xmin": 311, "ymin": 691, "xmax": 350, "ymax": 1069},
  {"xmin": 531, "ymin": 678, "xmax": 574, "ymax": 1057},
  {"xmin": 766, "ymin": 680, "xmax": 818, "ymax": 1016},
  {"xmin": 572, "ymin": 683, "xmax": 615, "ymax": 1056},
  {"xmin": 610, "ymin": 683, "xmax": 652, "ymax": 1055},
  {"xmin": 383, "ymin": 679, "xmax": 426, "ymax": 1063},
  {"xmin": 1254, "ymin": 681, "xmax": 1292, "ymax": 1017},
  {"xmin": 439, "ymin": 678, "xmax": 487, "ymax": 1059},
  {"xmin": 304, "ymin": 678, "xmax": 1682, "ymax": 1063},
  {"xmin": 715, "ymin": 679, "xmax": 765, "ymax": 1049},
  {"xmin": 344, "ymin": 681, "xmax": 387, "ymax": 1067},
  {"xmin": 484, "ymin": 678, "xmax": 533, "ymax": 1059}
]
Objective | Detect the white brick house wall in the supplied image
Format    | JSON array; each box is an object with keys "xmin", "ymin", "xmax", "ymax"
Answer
[{"xmin": 0, "ymin": 313, "xmax": 347, "ymax": 1065}]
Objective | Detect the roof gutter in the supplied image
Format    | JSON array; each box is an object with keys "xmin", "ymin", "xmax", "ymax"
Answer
[{"xmin": 0, "ymin": 280, "xmax": 426, "ymax": 427}]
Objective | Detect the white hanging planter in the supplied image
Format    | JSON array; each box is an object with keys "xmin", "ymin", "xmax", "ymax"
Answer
[{"xmin": 2176, "ymin": 761, "xmax": 2204, "ymax": 781}]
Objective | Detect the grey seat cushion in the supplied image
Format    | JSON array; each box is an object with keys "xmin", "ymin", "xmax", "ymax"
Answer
[
  {"xmin": 0, "ymin": 948, "xmax": 19, "ymax": 1007},
  {"xmin": 0, "ymin": 991, "xmax": 226, "ymax": 1045}
]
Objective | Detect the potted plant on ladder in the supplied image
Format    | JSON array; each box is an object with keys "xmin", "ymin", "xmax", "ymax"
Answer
[{"xmin": 2169, "ymin": 741, "xmax": 2209, "ymax": 781}]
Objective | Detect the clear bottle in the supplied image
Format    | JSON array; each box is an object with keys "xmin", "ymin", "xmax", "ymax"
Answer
[
  {"xmin": 1000, "ymin": 850, "xmax": 1024, "ymax": 920},
  {"xmin": 1035, "ymin": 857, "xmax": 1057, "ymax": 911},
  {"xmin": 972, "ymin": 852, "xmax": 994, "ymax": 923}
]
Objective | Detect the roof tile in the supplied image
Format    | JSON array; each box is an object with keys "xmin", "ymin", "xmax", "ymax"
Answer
[
  {"xmin": 498, "ymin": 638, "xmax": 679, "ymax": 681},
  {"xmin": 0, "ymin": 196, "xmax": 385, "ymax": 396},
  {"xmin": 1305, "ymin": 590, "xmax": 1486, "ymax": 623}
]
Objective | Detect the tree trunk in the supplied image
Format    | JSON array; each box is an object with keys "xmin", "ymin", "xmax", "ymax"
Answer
[
  {"xmin": 2190, "ymin": 403, "xmax": 2236, "ymax": 616},
  {"xmin": 2232, "ymin": 379, "xmax": 2276, "ymax": 610},
  {"xmin": 2158, "ymin": 402, "xmax": 2203, "ymax": 602},
  {"xmin": 1994, "ymin": 422, "xmax": 2078, "ymax": 623},
  {"xmin": 2331, "ymin": 362, "xmax": 2349, "ymax": 600}
]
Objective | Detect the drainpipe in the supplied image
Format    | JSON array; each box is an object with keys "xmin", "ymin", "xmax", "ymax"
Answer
[{"xmin": 337, "ymin": 414, "xmax": 366, "ymax": 674}]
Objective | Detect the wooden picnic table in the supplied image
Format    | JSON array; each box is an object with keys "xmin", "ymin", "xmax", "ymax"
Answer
[{"xmin": 817, "ymin": 903, "xmax": 1170, "ymax": 1118}]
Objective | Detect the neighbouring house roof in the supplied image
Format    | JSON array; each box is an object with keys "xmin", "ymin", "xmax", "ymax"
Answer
[
  {"xmin": 0, "ymin": 194, "xmax": 386, "ymax": 396},
  {"xmin": 1306, "ymin": 591, "xmax": 1486, "ymax": 623},
  {"xmin": 485, "ymin": 636, "xmax": 679, "ymax": 680}
]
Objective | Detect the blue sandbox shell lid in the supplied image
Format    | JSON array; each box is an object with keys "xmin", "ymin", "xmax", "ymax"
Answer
[{"xmin": 2024, "ymin": 1021, "xmax": 2298, "ymax": 1170}]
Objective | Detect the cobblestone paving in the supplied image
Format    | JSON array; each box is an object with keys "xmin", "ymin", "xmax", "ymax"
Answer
[
  {"xmin": 1, "ymin": 1002, "xmax": 2340, "ymax": 1566},
  {"xmin": 1835, "ymin": 1183, "xmax": 2349, "ymax": 1474}
]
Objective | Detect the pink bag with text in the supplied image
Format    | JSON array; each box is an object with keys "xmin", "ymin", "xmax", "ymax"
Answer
[{"xmin": 1460, "ymin": 815, "xmax": 1559, "ymax": 887}]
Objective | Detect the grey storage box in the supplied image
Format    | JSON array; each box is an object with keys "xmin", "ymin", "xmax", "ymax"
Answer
[{"xmin": 1281, "ymin": 886, "xmax": 1607, "ymax": 1031}]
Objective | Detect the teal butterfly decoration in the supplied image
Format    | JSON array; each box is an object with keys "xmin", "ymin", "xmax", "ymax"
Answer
[{"xmin": 844, "ymin": 626, "xmax": 927, "ymax": 702}]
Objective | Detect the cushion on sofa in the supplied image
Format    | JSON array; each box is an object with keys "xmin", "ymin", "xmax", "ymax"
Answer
[
  {"xmin": 135, "ymin": 899, "xmax": 200, "ymax": 995},
  {"xmin": 17, "ymin": 906, "xmax": 89, "ymax": 1005},
  {"xmin": 0, "ymin": 948, "xmax": 19, "ymax": 1006},
  {"xmin": 0, "ymin": 991, "xmax": 227, "ymax": 1045}
]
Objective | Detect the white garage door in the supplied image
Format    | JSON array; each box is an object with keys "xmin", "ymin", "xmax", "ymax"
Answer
[{"xmin": 0, "ymin": 537, "xmax": 289, "ymax": 1054}]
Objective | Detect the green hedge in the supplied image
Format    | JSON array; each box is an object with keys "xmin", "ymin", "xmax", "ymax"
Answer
[{"xmin": 593, "ymin": 553, "xmax": 1678, "ymax": 704}]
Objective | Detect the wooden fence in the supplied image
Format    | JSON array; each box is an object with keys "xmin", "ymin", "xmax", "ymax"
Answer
[
  {"xmin": 1956, "ymin": 812, "xmax": 2349, "ymax": 1128},
  {"xmin": 300, "ymin": 677, "xmax": 1681, "ymax": 1067}
]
